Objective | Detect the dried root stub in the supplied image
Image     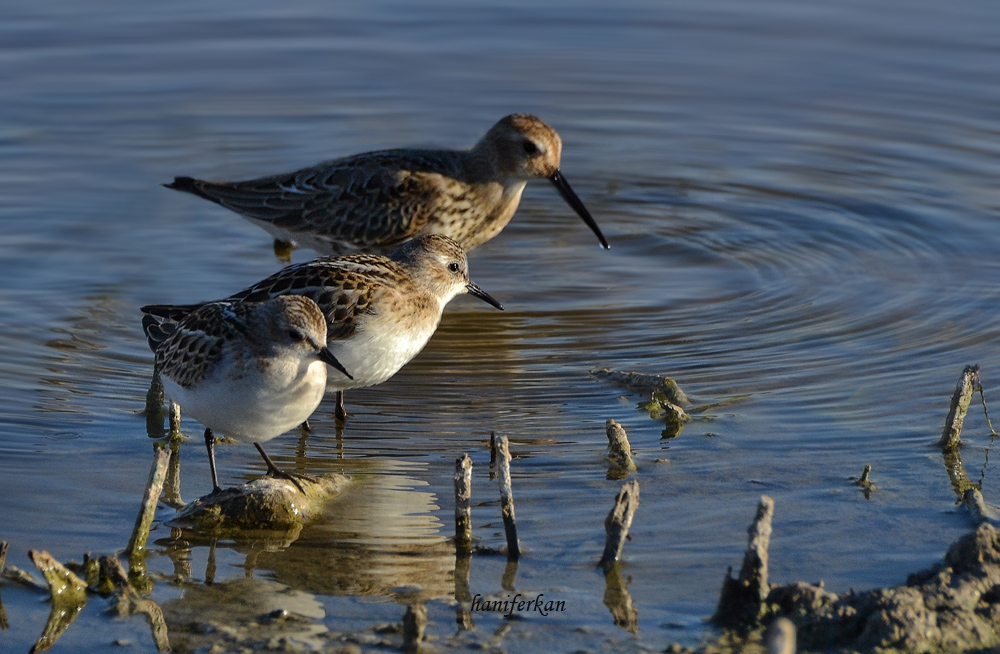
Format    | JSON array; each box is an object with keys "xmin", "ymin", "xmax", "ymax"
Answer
[
  {"xmin": 605, "ymin": 419, "xmax": 637, "ymax": 475},
  {"xmin": 713, "ymin": 496, "xmax": 774, "ymax": 627},
  {"xmin": 599, "ymin": 480, "xmax": 640, "ymax": 570}
]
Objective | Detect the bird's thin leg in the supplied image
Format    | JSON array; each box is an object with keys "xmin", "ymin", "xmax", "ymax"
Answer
[{"xmin": 205, "ymin": 428, "xmax": 222, "ymax": 494}]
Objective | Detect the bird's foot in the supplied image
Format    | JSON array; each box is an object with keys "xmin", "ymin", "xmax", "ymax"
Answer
[{"xmin": 264, "ymin": 467, "xmax": 320, "ymax": 494}]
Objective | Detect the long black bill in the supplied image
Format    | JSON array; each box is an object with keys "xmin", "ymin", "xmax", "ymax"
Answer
[
  {"xmin": 549, "ymin": 170, "xmax": 610, "ymax": 249},
  {"xmin": 318, "ymin": 347, "xmax": 353, "ymax": 380},
  {"xmin": 466, "ymin": 281, "xmax": 504, "ymax": 311}
]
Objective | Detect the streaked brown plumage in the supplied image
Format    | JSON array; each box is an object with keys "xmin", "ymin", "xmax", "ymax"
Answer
[
  {"xmin": 154, "ymin": 295, "xmax": 350, "ymax": 493},
  {"xmin": 165, "ymin": 114, "xmax": 608, "ymax": 255},
  {"xmin": 143, "ymin": 235, "xmax": 502, "ymax": 421}
]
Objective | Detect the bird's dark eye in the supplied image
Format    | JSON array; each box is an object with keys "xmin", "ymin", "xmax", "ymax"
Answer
[
  {"xmin": 287, "ymin": 330, "xmax": 305, "ymax": 342},
  {"xmin": 448, "ymin": 262, "xmax": 461, "ymax": 273},
  {"xmin": 522, "ymin": 140, "xmax": 538, "ymax": 155}
]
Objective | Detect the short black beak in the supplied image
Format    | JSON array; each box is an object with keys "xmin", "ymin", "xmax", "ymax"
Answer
[
  {"xmin": 466, "ymin": 281, "xmax": 504, "ymax": 310},
  {"xmin": 318, "ymin": 347, "xmax": 353, "ymax": 380},
  {"xmin": 549, "ymin": 170, "xmax": 610, "ymax": 249}
]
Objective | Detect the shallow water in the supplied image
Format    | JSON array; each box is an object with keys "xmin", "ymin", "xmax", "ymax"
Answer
[{"xmin": 1, "ymin": 0, "xmax": 999, "ymax": 651}]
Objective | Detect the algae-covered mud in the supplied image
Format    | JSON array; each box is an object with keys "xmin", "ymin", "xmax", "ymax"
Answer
[{"xmin": 3, "ymin": 0, "xmax": 1000, "ymax": 652}]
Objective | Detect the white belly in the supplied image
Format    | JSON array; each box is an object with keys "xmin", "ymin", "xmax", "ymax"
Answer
[
  {"xmin": 163, "ymin": 359, "xmax": 327, "ymax": 443},
  {"xmin": 326, "ymin": 318, "xmax": 439, "ymax": 390}
]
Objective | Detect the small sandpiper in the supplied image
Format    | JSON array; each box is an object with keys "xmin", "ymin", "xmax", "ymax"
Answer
[
  {"xmin": 143, "ymin": 234, "xmax": 502, "ymax": 422},
  {"xmin": 153, "ymin": 295, "xmax": 351, "ymax": 494},
  {"xmin": 165, "ymin": 114, "xmax": 609, "ymax": 256}
]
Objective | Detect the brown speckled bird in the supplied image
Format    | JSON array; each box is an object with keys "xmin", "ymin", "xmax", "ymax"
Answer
[
  {"xmin": 165, "ymin": 114, "xmax": 608, "ymax": 256},
  {"xmin": 155, "ymin": 295, "xmax": 350, "ymax": 493},
  {"xmin": 143, "ymin": 235, "xmax": 502, "ymax": 421}
]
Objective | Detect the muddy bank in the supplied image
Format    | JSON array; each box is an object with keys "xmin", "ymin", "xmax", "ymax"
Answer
[
  {"xmin": 692, "ymin": 516, "xmax": 1000, "ymax": 654},
  {"xmin": 678, "ymin": 365, "xmax": 1000, "ymax": 654}
]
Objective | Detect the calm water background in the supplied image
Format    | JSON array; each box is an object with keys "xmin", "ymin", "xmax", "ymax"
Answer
[{"xmin": 1, "ymin": 1, "xmax": 999, "ymax": 651}]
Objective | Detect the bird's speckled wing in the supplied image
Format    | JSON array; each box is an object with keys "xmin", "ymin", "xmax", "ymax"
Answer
[
  {"xmin": 154, "ymin": 302, "xmax": 246, "ymax": 388},
  {"xmin": 141, "ymin": 303, "xmax": 201, "ymax": 353},
  {"xmin": 178, "ymin": 149, "xmax": 467, "ymax": 250},
  {"xmin": 141, "ymin": 255, "xmax": 407, "ymax": 348},
  {"xmin": 221, "ymin": 255, "xmax": 405, "ymax": 341}
]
